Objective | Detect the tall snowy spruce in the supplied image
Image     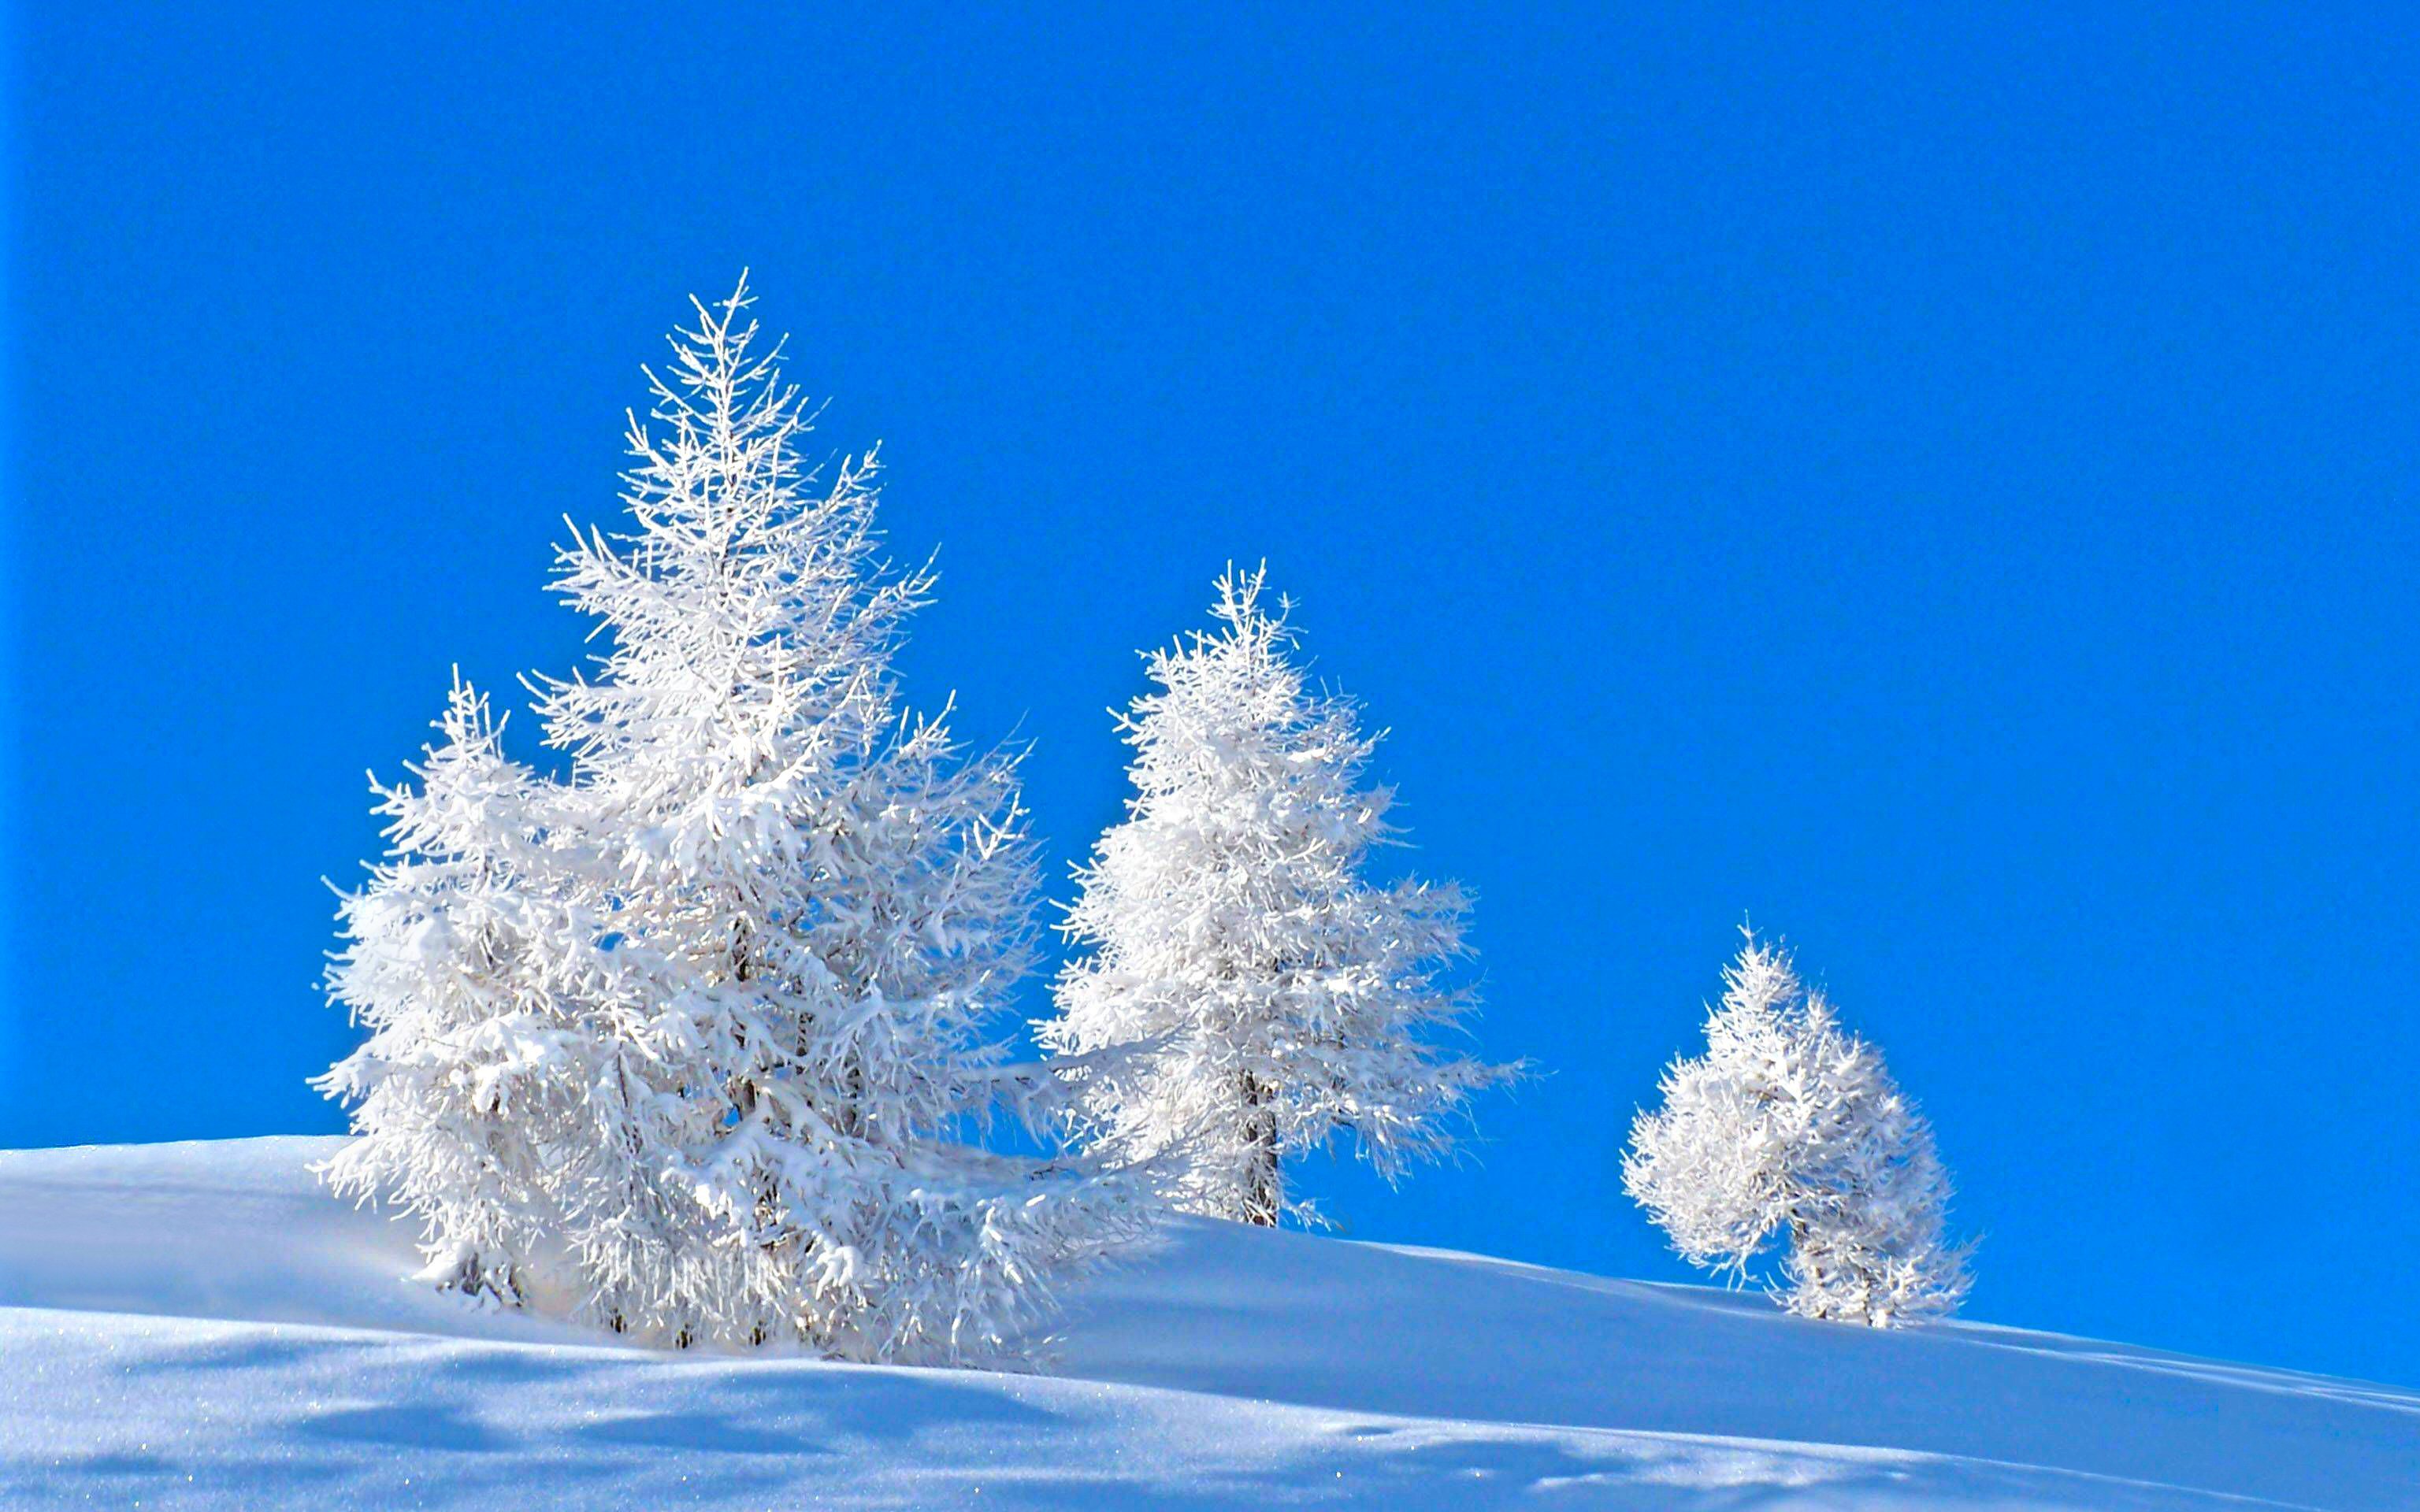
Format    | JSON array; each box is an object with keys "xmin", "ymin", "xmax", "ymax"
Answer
[
  {"xmin": 1043, "ymin": 569, "xmax": 1516, "ymax": 1226},
  {"xmin": 1624, "ymin": 931, "xmax": 1971, "ymax": 1327},
  {"xmin": 322, "ymin": 279, "xmax": 1143, "ymax": 1365}
]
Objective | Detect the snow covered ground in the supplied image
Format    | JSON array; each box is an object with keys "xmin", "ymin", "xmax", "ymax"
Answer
[{"xmin": 1, "ymin": 1139, "xmax": 2411, "ymax": 1509}]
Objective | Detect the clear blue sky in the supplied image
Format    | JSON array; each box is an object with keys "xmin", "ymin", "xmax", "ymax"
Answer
[{"xmin": 7, "ymin": 4, "xmax": 2416, "ymax": 1387}]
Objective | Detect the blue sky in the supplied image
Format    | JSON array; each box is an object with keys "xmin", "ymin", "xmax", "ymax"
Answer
[{"xmin": 7, "ymin": 4, "xmax": 2417, "ymax": 1386}]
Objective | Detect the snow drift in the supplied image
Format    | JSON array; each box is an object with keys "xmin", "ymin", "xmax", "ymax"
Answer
[{"xmin": 2, "ymin": 1138, "xmax": 2412, "ymax": 1509}]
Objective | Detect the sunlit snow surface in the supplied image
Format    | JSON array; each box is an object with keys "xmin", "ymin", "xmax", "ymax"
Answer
[{"xmin": 2, "ymin": 1139, "xmax": 2412, "ymax": 1509}]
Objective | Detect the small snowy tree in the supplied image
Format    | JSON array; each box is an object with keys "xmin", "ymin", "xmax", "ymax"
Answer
[
  {"xmin": 322, "ymin": 277, "xmax": 1144, "ymax": 1365},
  {"xmin": 317, "ymin": 676, "xmax": 611, "ymax": 1307},
  {"xmin": 1042, "ymin": 568, "xmax": 1516, "ymax": 1226},
  {"xmin": 1624, "ymin": 930, "xmax": 1971, "ymax": 1326}
]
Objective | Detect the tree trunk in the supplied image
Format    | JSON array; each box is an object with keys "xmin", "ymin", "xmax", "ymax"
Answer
[{"xmin": 1240, "ymin": 1073, "xmax": 1280, "ymax": 1226}]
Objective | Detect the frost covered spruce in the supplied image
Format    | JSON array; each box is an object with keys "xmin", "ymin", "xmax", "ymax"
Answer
[
  {"xmin": 1042, "ymin": 569, "xmax": 1516, "ymax": 1226},
  {"xmin": 316, "ymin": 675, "xmax": 590, "ymax": 1309},
  {"xmin": 320, "ymin": 278, "xmax": 1144, "ymax": 1365},
  {"xmin": 1624, "ymin": 932, "xmax": 1971, "ymax": 1327}
]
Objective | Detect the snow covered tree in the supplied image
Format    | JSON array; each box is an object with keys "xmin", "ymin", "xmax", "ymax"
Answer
[
  {"xmin": 1042, "ymin": 568, "xmax": 1516, "ymax": 1226},
  {"xmin": 322, "ymin": 277, "xmax": 1145, "ymax": 1365},
  {"xmin": 1623, "ymin": 930, "xmax": 1971, "ymax": 1327},
  {"xmin": 317, "ymin": 675, "xmax": 607, "ymax": 1308}
]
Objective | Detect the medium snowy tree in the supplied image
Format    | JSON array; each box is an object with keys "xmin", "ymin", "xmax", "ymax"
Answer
[
  {"xmin": 1042, "ymin": 568, "xmax": 1516, "ymax": 1226},
  {"xmin": 322, "ymin": 277, "xmax": 1145, "ymax": 1365},
  {"xmin": 1623, "ymin": 930, "xmax": 1971, "ymax": 1326}
]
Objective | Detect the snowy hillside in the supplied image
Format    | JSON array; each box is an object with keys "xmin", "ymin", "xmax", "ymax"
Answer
[{"xmin": 2, "ymin": 1140, "xmax": 2412, "ymax": 1509}]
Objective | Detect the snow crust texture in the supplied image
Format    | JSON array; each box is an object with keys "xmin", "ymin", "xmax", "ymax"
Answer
[{"xmin": 4, "ymin": 1139, "xmax": 2415, "ymax": 1510}]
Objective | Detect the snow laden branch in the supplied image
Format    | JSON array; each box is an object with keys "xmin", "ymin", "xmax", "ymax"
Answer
[
  {"xmin": 320, "ymin": 276, "xmax": 1149, "ymax": 1366},
  {"xmin": 1624, "ymin": 930, "xmax": 1972, "ymax": 1327},
  {"xmin": 1042, "ymin": 567, "xmax": 1520, "ymax": 1226}
]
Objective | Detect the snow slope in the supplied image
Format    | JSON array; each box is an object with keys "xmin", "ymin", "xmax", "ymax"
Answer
[{"xmin": 1, "ymin": 1140, "xmax": 2411, "ymax": 1509}]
